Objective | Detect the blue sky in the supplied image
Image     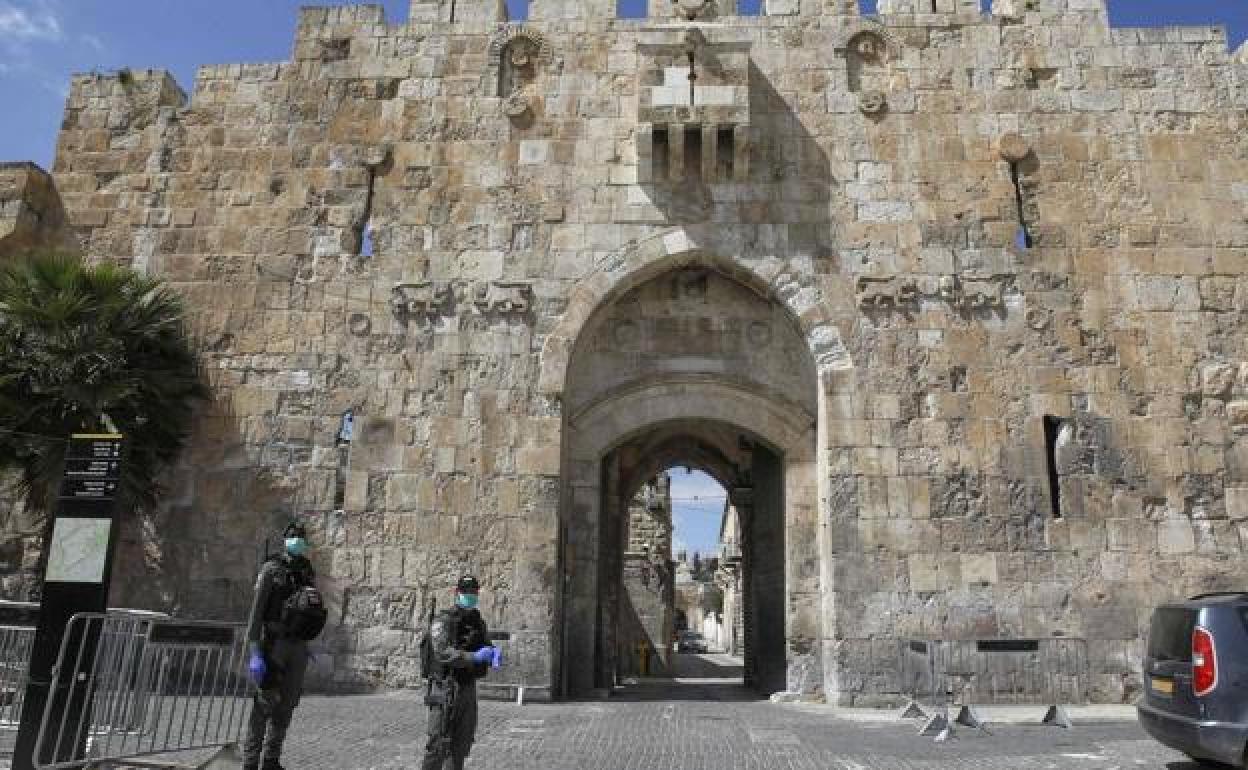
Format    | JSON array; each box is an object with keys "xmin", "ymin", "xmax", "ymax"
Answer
[
  {"xmin": 2, "ymin": 0, "xmax": 1245, "ymax": 170},
  {"xmin": 669, "ymin": 469, "xmax": 727, "ymax": 557}
]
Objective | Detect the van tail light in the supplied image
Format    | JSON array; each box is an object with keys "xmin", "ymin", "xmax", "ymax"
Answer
[{"xmin": 1193, "ymin": 626, "xmax": 1218, "ymax": 697}]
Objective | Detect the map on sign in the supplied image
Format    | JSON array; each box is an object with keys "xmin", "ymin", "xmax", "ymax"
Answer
[{"xmin": 45, "ymin": 518, "xmax": 111, "ymax": 583}]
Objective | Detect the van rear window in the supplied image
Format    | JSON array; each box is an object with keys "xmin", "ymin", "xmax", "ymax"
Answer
[{"xmin": 1148, "ymin": 608, "xmax": 1197, "ymax": 662}]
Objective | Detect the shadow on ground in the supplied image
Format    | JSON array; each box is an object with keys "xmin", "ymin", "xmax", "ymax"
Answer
[{"xmin": 607, "ymin": 652, "xmax": 759, "ymax": 702}]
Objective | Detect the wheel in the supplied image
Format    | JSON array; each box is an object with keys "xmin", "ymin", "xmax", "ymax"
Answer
[{"xmin": 1183, "ymin": 754, "xmax": 1231, "ymax": 768}]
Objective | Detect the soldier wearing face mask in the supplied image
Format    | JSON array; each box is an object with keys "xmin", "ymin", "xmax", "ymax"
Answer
[
  {"xmin": 242, "ymin": 522, "xmax": 326, "ymax": 770},
  {"xmin": 420, "ymin": 575, "xmax": 501, "ymax": 770}
]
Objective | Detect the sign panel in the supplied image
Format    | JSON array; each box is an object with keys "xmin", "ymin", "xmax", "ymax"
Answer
[
  {"xmin": 65, "ymin": 435, "xmax": 123, "ymax": 460},
  {"xmin": 57, "ymin": 435, "xmax": 123, "ymax": 501},
  {"xmin": 44, "ymin": 518, "xmax": 111, "ymax": 583}
]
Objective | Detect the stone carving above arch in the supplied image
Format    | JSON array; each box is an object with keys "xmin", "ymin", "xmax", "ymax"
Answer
[
  {"xmin": 832, "ymin": 20, "xmax": 902, "ymax": 62},
  {"xmin": 487, "ymin": 25, "xmax": 553, "ymax": 66},
  {"xmin": 537, "ymin": 228, "xmax": 853, "ymax": 397},
  {"xmin": 488, "ymin": 25, "xmax": 553, "ymax": 105},
  {"xmin": 855, "ymin": 273, "xmax": 1013, "ymax": 314}
]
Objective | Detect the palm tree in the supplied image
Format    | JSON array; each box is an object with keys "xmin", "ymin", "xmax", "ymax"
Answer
[{"xmin": 0, "ymin": 254, "xmax": 208, "ymax": 591}]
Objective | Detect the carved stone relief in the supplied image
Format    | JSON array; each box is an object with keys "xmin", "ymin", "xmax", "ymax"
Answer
[
  {"xmin": 858, "ymin": 91, "xmax": 887, "ymax": 115},
  {"xmin": 391, "ymin": 280, "xmax": 534, "ymax": 323},
  {"xmin": 472, "ymin": 281, "xmax": 532, "ymax": 315},
  {"xmin": 488, "ymin": 27, "xmax": 552, "ymax": 122},
  {"xmin": 391, "ymin": 282, "xmax": 451, "ymax": 323},
  {"xmin": 856, "ymin": 274, "xmax": 1010, "ymax": 313}
]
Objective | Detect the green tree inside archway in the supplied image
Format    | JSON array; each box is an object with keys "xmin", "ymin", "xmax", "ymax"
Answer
[{"xmin": 0, "ymin": 254, "xmax": 208, "ymax": 594}]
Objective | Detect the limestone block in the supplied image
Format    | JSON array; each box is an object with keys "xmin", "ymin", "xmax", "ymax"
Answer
[
  {"xmin": 1157, "ymin": 518, "xmax": 1196, "ymax": 555},
  {"xmin": 1229, "ymin": 401, "xmax": 1248, "ymax": 429},
  {"xmin": 908, "ymin": 553, "xmax": 958, "ymax": 592},
  {"xmin": 1202, "ymin": 363, "xmax": 1236, "ymax": 397},
  {"xmin": 960, "ymin": 553, "xmax": 998, "ymax": 585}
]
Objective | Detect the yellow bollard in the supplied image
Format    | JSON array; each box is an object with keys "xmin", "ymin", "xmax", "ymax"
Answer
[{"xmin": 637, "ymin": 642, "xmax": 650, "ymax": 676}]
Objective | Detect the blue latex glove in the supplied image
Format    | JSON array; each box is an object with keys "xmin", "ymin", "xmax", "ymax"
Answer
[
  {"xmin": 490, "ymin": 647, "xmax": 503, "ymax": 670},
  {"xmin": 248, "ymin": 652, "xmax": 267, "ymax": 685},
  {"xmin": 471, "ymin": 646, "xmax": 495, "ymax": 665}
]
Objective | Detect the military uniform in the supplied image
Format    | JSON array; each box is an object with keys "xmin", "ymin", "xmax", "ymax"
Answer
[
  {"xmin": 242, "ymin": 553, "xmax": 314, "ymax": 770},
  {"xmin": 422, "ymin": 604, "xmax": 490, "ymax": 770}
]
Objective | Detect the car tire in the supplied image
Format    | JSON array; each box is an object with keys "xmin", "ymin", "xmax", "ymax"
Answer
[{"xmin": 1183, "ymin": 755, "xmax": 1231, "ymax": 768}]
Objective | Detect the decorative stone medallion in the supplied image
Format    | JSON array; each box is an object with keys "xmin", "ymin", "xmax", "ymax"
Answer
[
  {"xmin": 998, "ymin": 132, "xmax": 1032, "ymax": 162},
  {"xmin": 858, "ymin": 91, "xmax": 887, "ymax": 115}
]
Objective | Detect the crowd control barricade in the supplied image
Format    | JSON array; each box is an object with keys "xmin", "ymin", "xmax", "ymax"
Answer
[
  {"xmin": 32, "ymin": 613, "xmax": 249, "ymax": 770},
  {"xmin": 480, "ymin": 630, "xmax": 549, "ymax": 705},
  {"xmin": 897, "ymin": 638, "xmax": 1089, "ymax": 740},
  {"xmin": 0, "ymin": 602, "xmax": 40, "ymax": 733}
]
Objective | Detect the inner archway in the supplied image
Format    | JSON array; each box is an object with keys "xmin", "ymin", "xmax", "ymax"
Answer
[{"xmin": 557, "ymin": 263, "xmax": 819, "ymax": 698}]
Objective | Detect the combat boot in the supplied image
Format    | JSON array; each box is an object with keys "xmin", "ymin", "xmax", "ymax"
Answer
[{"xmin": 261, "ymin": 761, "xmax": 286, "ymax": 770}]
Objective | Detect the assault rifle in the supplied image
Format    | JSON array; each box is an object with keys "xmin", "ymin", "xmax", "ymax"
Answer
[{"xmin": 421, "ymin": 597, "xmax": 459, "ymax": 764}]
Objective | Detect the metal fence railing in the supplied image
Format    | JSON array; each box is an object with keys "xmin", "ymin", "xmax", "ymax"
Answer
[
  {"xmin": 479, "ymin": 630, "xmax": 548, "ymax": 705},
  {"xmin": 0, "ymin": 625, "xmax": 37, "ymax": 730},
  {"xmin": 897, "ymin": 638, "xmax": 1089, "ymax": 740},
  {"xmin": 32, "ymin": 612, "xmax": 249, "ymax": 770}
]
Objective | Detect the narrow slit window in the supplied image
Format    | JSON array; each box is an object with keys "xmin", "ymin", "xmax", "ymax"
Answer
[
  {"xmin": 653, "ymin": 127, "xmax": 670, "ymax": 181},
  {"xmin": 1043, "ymin": 416, "xmax": 1065, "ymax": 519},
  {"xmin": 1010, "ymin": 161, "xmax": 1033, "ymax": 250},
  {"xmin": 684, "ymin": 126, "xmax": 702, "ymax": 181},
  {"xmin": 717, "ymin": 128, "xmax": 735, "ymax": 180},
  {"xmin": 334, "ymin": 409, "xmax": 354, "ymax": 512},
  {"xmin": 358, "ymin": 167, "xmax": 377, "ymax": 257}
]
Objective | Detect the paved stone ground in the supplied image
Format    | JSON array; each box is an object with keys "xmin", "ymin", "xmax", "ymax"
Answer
[{"xmin": 274, "ymin": 654, "xmax": 1199, "ymax": 770}]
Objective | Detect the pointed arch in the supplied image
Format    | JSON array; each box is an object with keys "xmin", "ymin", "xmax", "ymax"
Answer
[{"xmin": 537, "ymin": 227, "xmax": 854, "ymax": 397}]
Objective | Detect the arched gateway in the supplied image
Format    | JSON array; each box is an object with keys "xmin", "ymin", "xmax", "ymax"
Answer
[{"xmin": 546, "ymin": 233, "xmax": 843, "ymax": 698}]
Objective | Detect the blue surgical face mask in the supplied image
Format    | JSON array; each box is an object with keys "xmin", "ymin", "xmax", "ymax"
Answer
[
  {"xmin": 455, "ymin": 593, "xmax": 479, "ymax": 610},
  {"xmin": 284, "ymin": 537, "xmax": 308, "ymax": 557}
]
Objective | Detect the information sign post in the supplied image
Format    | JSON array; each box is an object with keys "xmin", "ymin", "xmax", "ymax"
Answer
[{"xmin": 13, "ymin": 434, "xmax": 125, "ymax": 770}]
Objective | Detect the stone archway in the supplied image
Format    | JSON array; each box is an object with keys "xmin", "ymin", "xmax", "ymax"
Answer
[{"xmin": 554, "ymin": 251, "xmax": 823, "ymax": 698}]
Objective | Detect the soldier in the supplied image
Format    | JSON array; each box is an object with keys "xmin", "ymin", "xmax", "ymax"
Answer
[
  {"xmin": 243, "ymin": 522, "xmax": 327, "ymax": 770},
  {"xmin": 421, "ymin": 575, "xmax": 501, "ymax": 770}
]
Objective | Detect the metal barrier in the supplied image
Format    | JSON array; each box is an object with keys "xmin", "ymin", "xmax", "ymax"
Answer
[
  {"xmin": 32, "ymin": 613, "xmax": 249, "ymax": 770},
  {"xmin": 480, "ymin": 630, "xmax": 548, "ymax": 705},
  {"xmin": 897, "ymin": 638, "xmax": 1089, "ymax": 740},
  {"xmin": 0, "ymin": 600, "xmax": 39, "ymax": 735},
  {"xmin": 0, "ymin": 625, "xmax": 37, "ymax": 729}
]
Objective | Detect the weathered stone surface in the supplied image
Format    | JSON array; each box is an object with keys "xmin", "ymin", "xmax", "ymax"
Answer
[
  {"xmin": 1, "ymin": 0, "xmax": 1246, "ymax": 705},
  {"xmin": 0, "ymin": 163, "xmax": 75, "ymax": 258}
]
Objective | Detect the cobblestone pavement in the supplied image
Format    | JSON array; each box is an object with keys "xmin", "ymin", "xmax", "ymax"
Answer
[{"xmin": 276, "ymin": 654, "xmax": 1199, "ymax": 770}]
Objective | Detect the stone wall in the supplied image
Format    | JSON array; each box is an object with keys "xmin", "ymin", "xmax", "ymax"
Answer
[
  {"xmin": 619, "ymin": 473, "xmax": 674, "ymax": 675},
  {"xmin": 0, "ymin": 162, "xmax": 75, "ymax": 259},
  {"xmin": 4, "ymin": 0, "xmax": 1247, "ymax": 701}
]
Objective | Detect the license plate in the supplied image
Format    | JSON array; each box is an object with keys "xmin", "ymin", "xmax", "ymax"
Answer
[{"xmin": 1151, "ymin": 677, "xmax": 1175, "ymax": 695}]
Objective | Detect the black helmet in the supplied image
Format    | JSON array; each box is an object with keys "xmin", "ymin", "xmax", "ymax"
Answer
[
  {"xmin": 282, "ymin": 521, "xmax": 307, "ymax": 539},
  {"xmin": 456, "ymin": 575, "xmax": 480, "ymax": 594}
]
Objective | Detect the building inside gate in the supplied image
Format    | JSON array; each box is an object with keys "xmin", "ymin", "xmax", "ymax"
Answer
[{"xmin": 3, "ymin": 0, "xmax": 1248, "ymax": 705}]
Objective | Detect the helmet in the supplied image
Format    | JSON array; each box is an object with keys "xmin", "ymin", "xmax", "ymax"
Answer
[
  {"xmin": 282, "ymin": 521, "xmax": 308, "ymax": 539},
  {"xmin": 456, "ymin": 575, "xmax": 480, "ymax": 595}
]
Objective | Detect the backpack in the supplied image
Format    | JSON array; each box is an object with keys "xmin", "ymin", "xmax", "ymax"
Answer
[{"xmin": 270, "ymin": 559, "xmax": 328, "ymax": 641}]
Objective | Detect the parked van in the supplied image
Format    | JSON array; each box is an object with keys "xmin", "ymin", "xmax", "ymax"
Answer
[{"xmin": 1138, "ymin": 593, "xmax": 1248, "ymax": 767}]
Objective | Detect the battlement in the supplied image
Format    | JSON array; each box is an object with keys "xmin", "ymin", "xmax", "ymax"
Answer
[
  {"xmin": 66, "ymin": 68, "xmax": 186, "ymax": 110},
  {"xmin": 0, "ymin": 162, "xmax": 73, "ymax": 258}
]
